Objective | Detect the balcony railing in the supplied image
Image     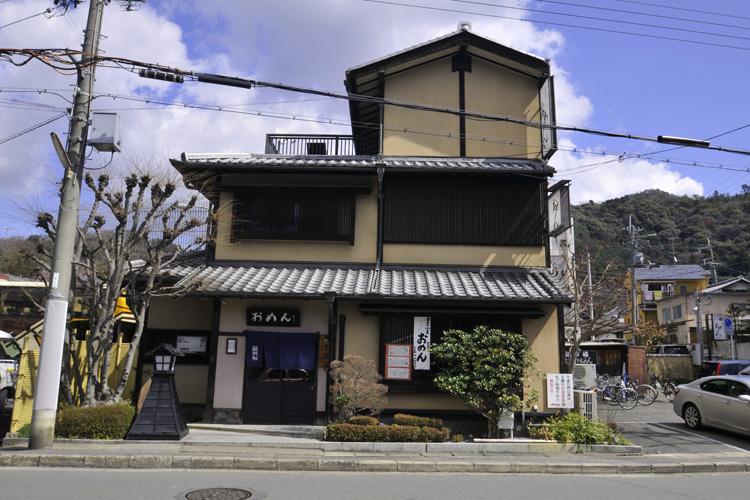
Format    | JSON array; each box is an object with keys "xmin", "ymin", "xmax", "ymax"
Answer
[{"xmin": 265, "ymin": 134, "xmax": 378, "ymax": 156}]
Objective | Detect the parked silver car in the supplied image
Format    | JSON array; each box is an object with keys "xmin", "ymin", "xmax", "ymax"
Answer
[{"xmin": 673, "ymin": 376, "xmax": 750, "ymax": 437}]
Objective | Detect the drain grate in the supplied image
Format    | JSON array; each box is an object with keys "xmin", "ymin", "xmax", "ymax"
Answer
[{"xmin": 186, "ymin": 488, "xmax": 252, "ymax": 500}]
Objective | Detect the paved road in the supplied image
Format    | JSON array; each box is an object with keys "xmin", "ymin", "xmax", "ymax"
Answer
[
  {"xmin": 606, "ymin": 396, "xmax": 750, "ymax": 455},
  {"xmin": 1, "ymin": 467, "xmax": 750, "ymax": 500}
]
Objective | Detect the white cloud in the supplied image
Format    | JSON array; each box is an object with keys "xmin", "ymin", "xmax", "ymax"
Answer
[{"xmin": 551, "ymin": 138, "xmax": 704, "ymax": 204}]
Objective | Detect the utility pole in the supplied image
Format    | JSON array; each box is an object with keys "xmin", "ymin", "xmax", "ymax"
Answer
[
  {"xmin": 586, "ymin": 252, "xmax": 594, "ymax": 320},
  {"xmin": 29, "ymin": 0, "xmax": 106, "ymax": 449},
  {"xmin": 629, "ymin": 216, "xmax": 640, "ymax": 326},
  {"xmin": 694, "ymin": 290, "xmax": 704, "ymax": 366},
  {"xmin": 703, "ymin": 237, "xmax": 719, "ymax": 284}
]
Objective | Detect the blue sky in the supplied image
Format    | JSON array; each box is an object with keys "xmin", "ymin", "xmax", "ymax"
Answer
[{"xmin": 1, "ymin": 0, "xmax": 749, "ymax": 238}]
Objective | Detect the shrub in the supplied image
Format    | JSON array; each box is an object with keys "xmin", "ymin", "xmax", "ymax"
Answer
[
  {"xmin": 348, "ymin": 416, "xmax": 379, "ymax": 426},
  {"xmin": 329, "ymin": 355, "xmax": 388, "ymax": 421},
  {"xmin": 14, "ymin": 424, "xmax": 31, "ymax": 438},
  {"xmin": 55, "ymin": 401, "xmax": 135, "ymax": 439},
  {"xmin": 393, "ymin": 413, "xmax": 443, "ymax": 429},
  {"xmin": 326, "ymin": 423, "xmax": 449, "ymax": 442},
  {"xmin": 526, "ymin": 412, "xmax": 630, "ymax": 446}
]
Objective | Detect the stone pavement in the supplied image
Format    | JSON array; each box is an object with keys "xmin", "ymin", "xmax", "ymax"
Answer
[{"xmin": 1, "ymin": 423, "xmax": 749, "ymax": 474}]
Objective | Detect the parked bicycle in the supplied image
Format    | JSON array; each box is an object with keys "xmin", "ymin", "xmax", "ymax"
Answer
[
  {"xmin": 595, "ymin": 375, "xmax": 639, "ymax": 410},
  {"xmin": 626, "ymin": 378, "xmax": 657, "ymax": 406},
  {"xmin": 649, "ymin": 374, "xmax": 676, "ymax": 402}
]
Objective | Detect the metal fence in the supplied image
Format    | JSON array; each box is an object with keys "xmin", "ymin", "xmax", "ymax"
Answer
[
  {"xmin": 130, "ymin": 206, "xmax": 209, "ymax": 259},
  {"xmin": 264, "ymin": 134, "xmax": 378, "ymax": 156}
]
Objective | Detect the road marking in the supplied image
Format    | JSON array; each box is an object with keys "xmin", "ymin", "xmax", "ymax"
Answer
[{"xmin": 651, "ymin": 422, "xmax": 750, "ymax": 454}]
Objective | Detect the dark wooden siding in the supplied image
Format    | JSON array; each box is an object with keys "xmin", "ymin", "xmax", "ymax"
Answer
[
  {"xmin": 233, "ymin": 190, "xmax": 355, "ymax": 243},
  {"xmin": 383, "ymin": 176, "xmax": 545, "ymax": 246},
  {"xmin": 379, "ymin": 315, "xmax": 522, "ymax": 391}
]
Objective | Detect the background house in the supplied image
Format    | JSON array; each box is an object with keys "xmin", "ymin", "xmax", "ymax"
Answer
[
  {"xmin": 624, "ymin": 264, "xmax": 710, "ymax": 327},
  {"xmin": 142, "ymin": 25, "xmax": 572, "ymax": 429}
]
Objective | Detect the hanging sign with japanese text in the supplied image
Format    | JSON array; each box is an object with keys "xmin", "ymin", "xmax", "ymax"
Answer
[
  {"xmin": 176, "ymin": 335, "xmax": 207, "ymax": 354},
  {"xmin": 547, "ymin": 373, "xmax": 574, "ymax": 409},
  {"xmin": 713, "ymin": 315, "xmax": 727, "ymax": 340},
  {"xmin": 246, "ymin": 308, "xmax": 300, "ymax": 327},
  {"xmin": 413, "ymin": 316, "xmax": 431, "ymax": 370},
  {"xmin": 385, "ymin": 344, "xmax": 411, "ymax": 380}
]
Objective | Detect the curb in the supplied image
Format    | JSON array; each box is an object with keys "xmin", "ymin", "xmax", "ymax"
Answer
[
  {"xmin": 0, "ymin": 453, "xmax": 748, "ymax": 474},
  {"xmin": 0, "ymin": 437, "xmax": 643, "ymax": 456}
]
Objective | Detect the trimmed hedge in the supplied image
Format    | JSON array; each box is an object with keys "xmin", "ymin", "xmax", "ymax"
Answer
[
  {"xmin": 326, "ymin": 423, "xmax": 449, "ymax": 442},
  {"xmin": 55, "ymin": 401, "xmax": 135, "ymax": 440},
  {"xmin": 393, "ymin": 413, "xmax": 444, "ymax": 429},
  {"xmin": 348, "ymin": 416, "xmax": 379, "ymax": 426}
]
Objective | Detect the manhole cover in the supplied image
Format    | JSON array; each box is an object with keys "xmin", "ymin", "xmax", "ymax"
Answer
[{"xmin": 186, "ymin": 488, "xmax": 252, "ymax": 500}]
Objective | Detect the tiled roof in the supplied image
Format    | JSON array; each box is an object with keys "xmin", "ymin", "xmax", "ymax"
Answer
[
  {"xmin": 166, "ymin": 263, "xmax": 571, "ymax": 302},
  {"xmin": 634, "ymin": 265, "xmax": 709, "ymax": 281},
  {"xmin": 345, "ymin": 27, "xmax": 548, "ymax": 76},
  {"xmin": 702, "ymin": 276, "xmax": 750, "ymax": 294},
  {"xmin": 173, "ymin": 154, "xmax": 553, "ymax": 174}
]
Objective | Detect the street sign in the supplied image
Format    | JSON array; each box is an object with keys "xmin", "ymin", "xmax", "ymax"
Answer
[{"xmin": 725, "ymin": 317, "xmax": 735, "ymax": 336}]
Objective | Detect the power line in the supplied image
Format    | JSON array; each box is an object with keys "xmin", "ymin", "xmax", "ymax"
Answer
[
  {"xmin": 532, "ymin": 0, "xmax": 750, "ymax": 32},
  {"xmin": 453, "ymin": 0, "xmax": 750, "ymax": 42},
  {"xmin": 362, "ymin": 0, "xmax": 750, "ymax": 51},
  {"xmin": 611, "ymin": 0, "xmax": 750, "ymax": 22},
  {"xmin": 0, "ymin": 112, "xmax": 67, "ymax": 145},
  {"xmin": 4, "ymin": 81, "xmax": 750, "ymax": 176},
  {"xmin": 6, "ymin": 48, "xmax": 750, "ymax": 156},
  {"xmin": 0, "ymin": 8, "xmax": 54, "ymax": 31}
]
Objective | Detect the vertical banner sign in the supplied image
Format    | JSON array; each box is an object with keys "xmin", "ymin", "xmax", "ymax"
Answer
[
  {"xmin": 547, "ymin": 373, "xmax": 574, "ymax": 409},
  {"xmin": 385, "ymin": 344, "xmax": 411, "ymax": 380},
  {"xmin": 713, "ymin": 315, "xmax": 727, "ymax": 340},
  {"xmin": 413, "ymin": 316, "xmax": 431, "ymax": 370},
  {"xmin": 540, "ymin": 76, "xmax": 557, "ymax": 160}
]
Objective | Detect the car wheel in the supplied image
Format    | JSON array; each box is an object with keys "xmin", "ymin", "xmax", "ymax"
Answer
[{"xmin": 683, "ymin": 403, "xmax": 702, "ymax": 429}]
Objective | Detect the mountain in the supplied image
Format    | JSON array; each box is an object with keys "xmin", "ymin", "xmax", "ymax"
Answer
[{"xmin": 571, "ymin": 188, "xmax": 750, "ymax": 279}]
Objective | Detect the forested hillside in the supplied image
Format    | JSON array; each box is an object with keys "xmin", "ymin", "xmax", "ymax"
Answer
[{"xmin": 572, "ymin": 188, "xmax": 750, "ymax": 278}]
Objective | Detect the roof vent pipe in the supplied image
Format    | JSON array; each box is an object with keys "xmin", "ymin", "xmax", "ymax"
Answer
[{"xmin": 458, "ymin": 21, "xmax": 471, "ymax": 32}]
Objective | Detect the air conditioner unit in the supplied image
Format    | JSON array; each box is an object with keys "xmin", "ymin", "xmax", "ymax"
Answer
[
  {"xmin": 573, "ymin": 363, "xmax": 597, "ymax": 389},
  {"xmin": 574, "ymin": 389, "xmax": 597, "ymax": 420}
]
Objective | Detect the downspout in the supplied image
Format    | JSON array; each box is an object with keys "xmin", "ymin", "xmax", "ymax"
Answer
[
  {"xmin": 372, "ymin": 164, "xmax": 385, "ymax": 294},
  {"xmin": 371, "ymin": 96, "xmax": 385, "ymax": 294},
  {"xmin": 325, "ymin": 292, "xmax": 337, "ymax": 421}
]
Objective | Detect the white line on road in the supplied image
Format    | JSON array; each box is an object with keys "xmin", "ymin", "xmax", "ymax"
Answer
[{"xmin": 651, "ymin": 422, "xmax": 750, "ymax": 454}]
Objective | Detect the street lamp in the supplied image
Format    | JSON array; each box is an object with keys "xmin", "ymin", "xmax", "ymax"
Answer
[{"xmin": 125, "ymin": 343, "xmax": 188, "ymax": 440}]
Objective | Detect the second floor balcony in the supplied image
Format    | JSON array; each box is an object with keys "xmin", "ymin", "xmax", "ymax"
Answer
[{"xmin": 265, "ymin": 134, "xmax": 378, "ymax": 156}]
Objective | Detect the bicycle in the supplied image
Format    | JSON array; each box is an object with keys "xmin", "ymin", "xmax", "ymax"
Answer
[
  {"xmin": 595, "ymin": 375, "xmax": 639, "ymax": 410},
  {"xmin": 650, "ymin": 375, "xmax": 677, "ymax": 402},
  {"xmin": 627, "ymin": 379, "xmax": 657, "ymax": 406}
]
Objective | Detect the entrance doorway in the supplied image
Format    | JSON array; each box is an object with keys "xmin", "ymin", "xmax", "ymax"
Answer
[{"xmin": 242, "ymin": 331, "xmax": 317, "ymax": 424}]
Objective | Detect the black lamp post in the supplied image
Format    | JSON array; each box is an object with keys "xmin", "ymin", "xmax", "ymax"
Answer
[{"xmin": 125, "ymin": 343, "xmax": 189, "ymax": 440}]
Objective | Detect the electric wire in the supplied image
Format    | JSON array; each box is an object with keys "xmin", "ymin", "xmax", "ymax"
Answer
[
  {"xmin": 362, "ymin": 0, "xmax": 750, "ymax": 52},
  {"xmin": 0, "ymin": 8, "xmax": 54, "ymax": 31},
  {"xmin": 532, "ymin": 0, "xmax": 750, "ymax": 32},
  {"xmin": 453, "ymin": 0, "xmax": 750, "ymax": 42},
  {"xmin": 5, "ymin": 81, "xmax": 750, "ymax": 176},
  {"xmin": 611, "ymin": 0, "xmax": 750, "ymax": 22},
  {"xmin": 0, "ymin": 112, "xmax": 67, "ymax": 145},
  {"xmin": 5, "ymin": 48, "xmax": 750, "ymax": 158}
]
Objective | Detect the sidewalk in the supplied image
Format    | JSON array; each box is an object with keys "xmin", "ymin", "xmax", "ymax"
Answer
[{"xmin": 1, "ymin": 423, "xmax": 749, "ymax": 474}]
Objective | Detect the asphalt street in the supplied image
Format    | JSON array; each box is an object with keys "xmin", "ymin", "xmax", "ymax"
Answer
[{"xmin": 607, "ymin": 396, "xmax": 750, "ymax": 455}]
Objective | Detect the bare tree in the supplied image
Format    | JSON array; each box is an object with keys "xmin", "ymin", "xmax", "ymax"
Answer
[
  {"xmin": 30, "ymin": 164, "xmax": 213, "ymax": 406},
  {"xmin": 328, "ymin": 355, "xmax": 388, "ymax": 421},
  {"xmin": 553, "ymin": 243, "xmax": 627, "ymax": 373}
]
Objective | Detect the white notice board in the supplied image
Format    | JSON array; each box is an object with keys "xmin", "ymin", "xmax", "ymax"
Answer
[{"xmin": 547, "ymin": 373, "xmax": 574, "ymax": 409}]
